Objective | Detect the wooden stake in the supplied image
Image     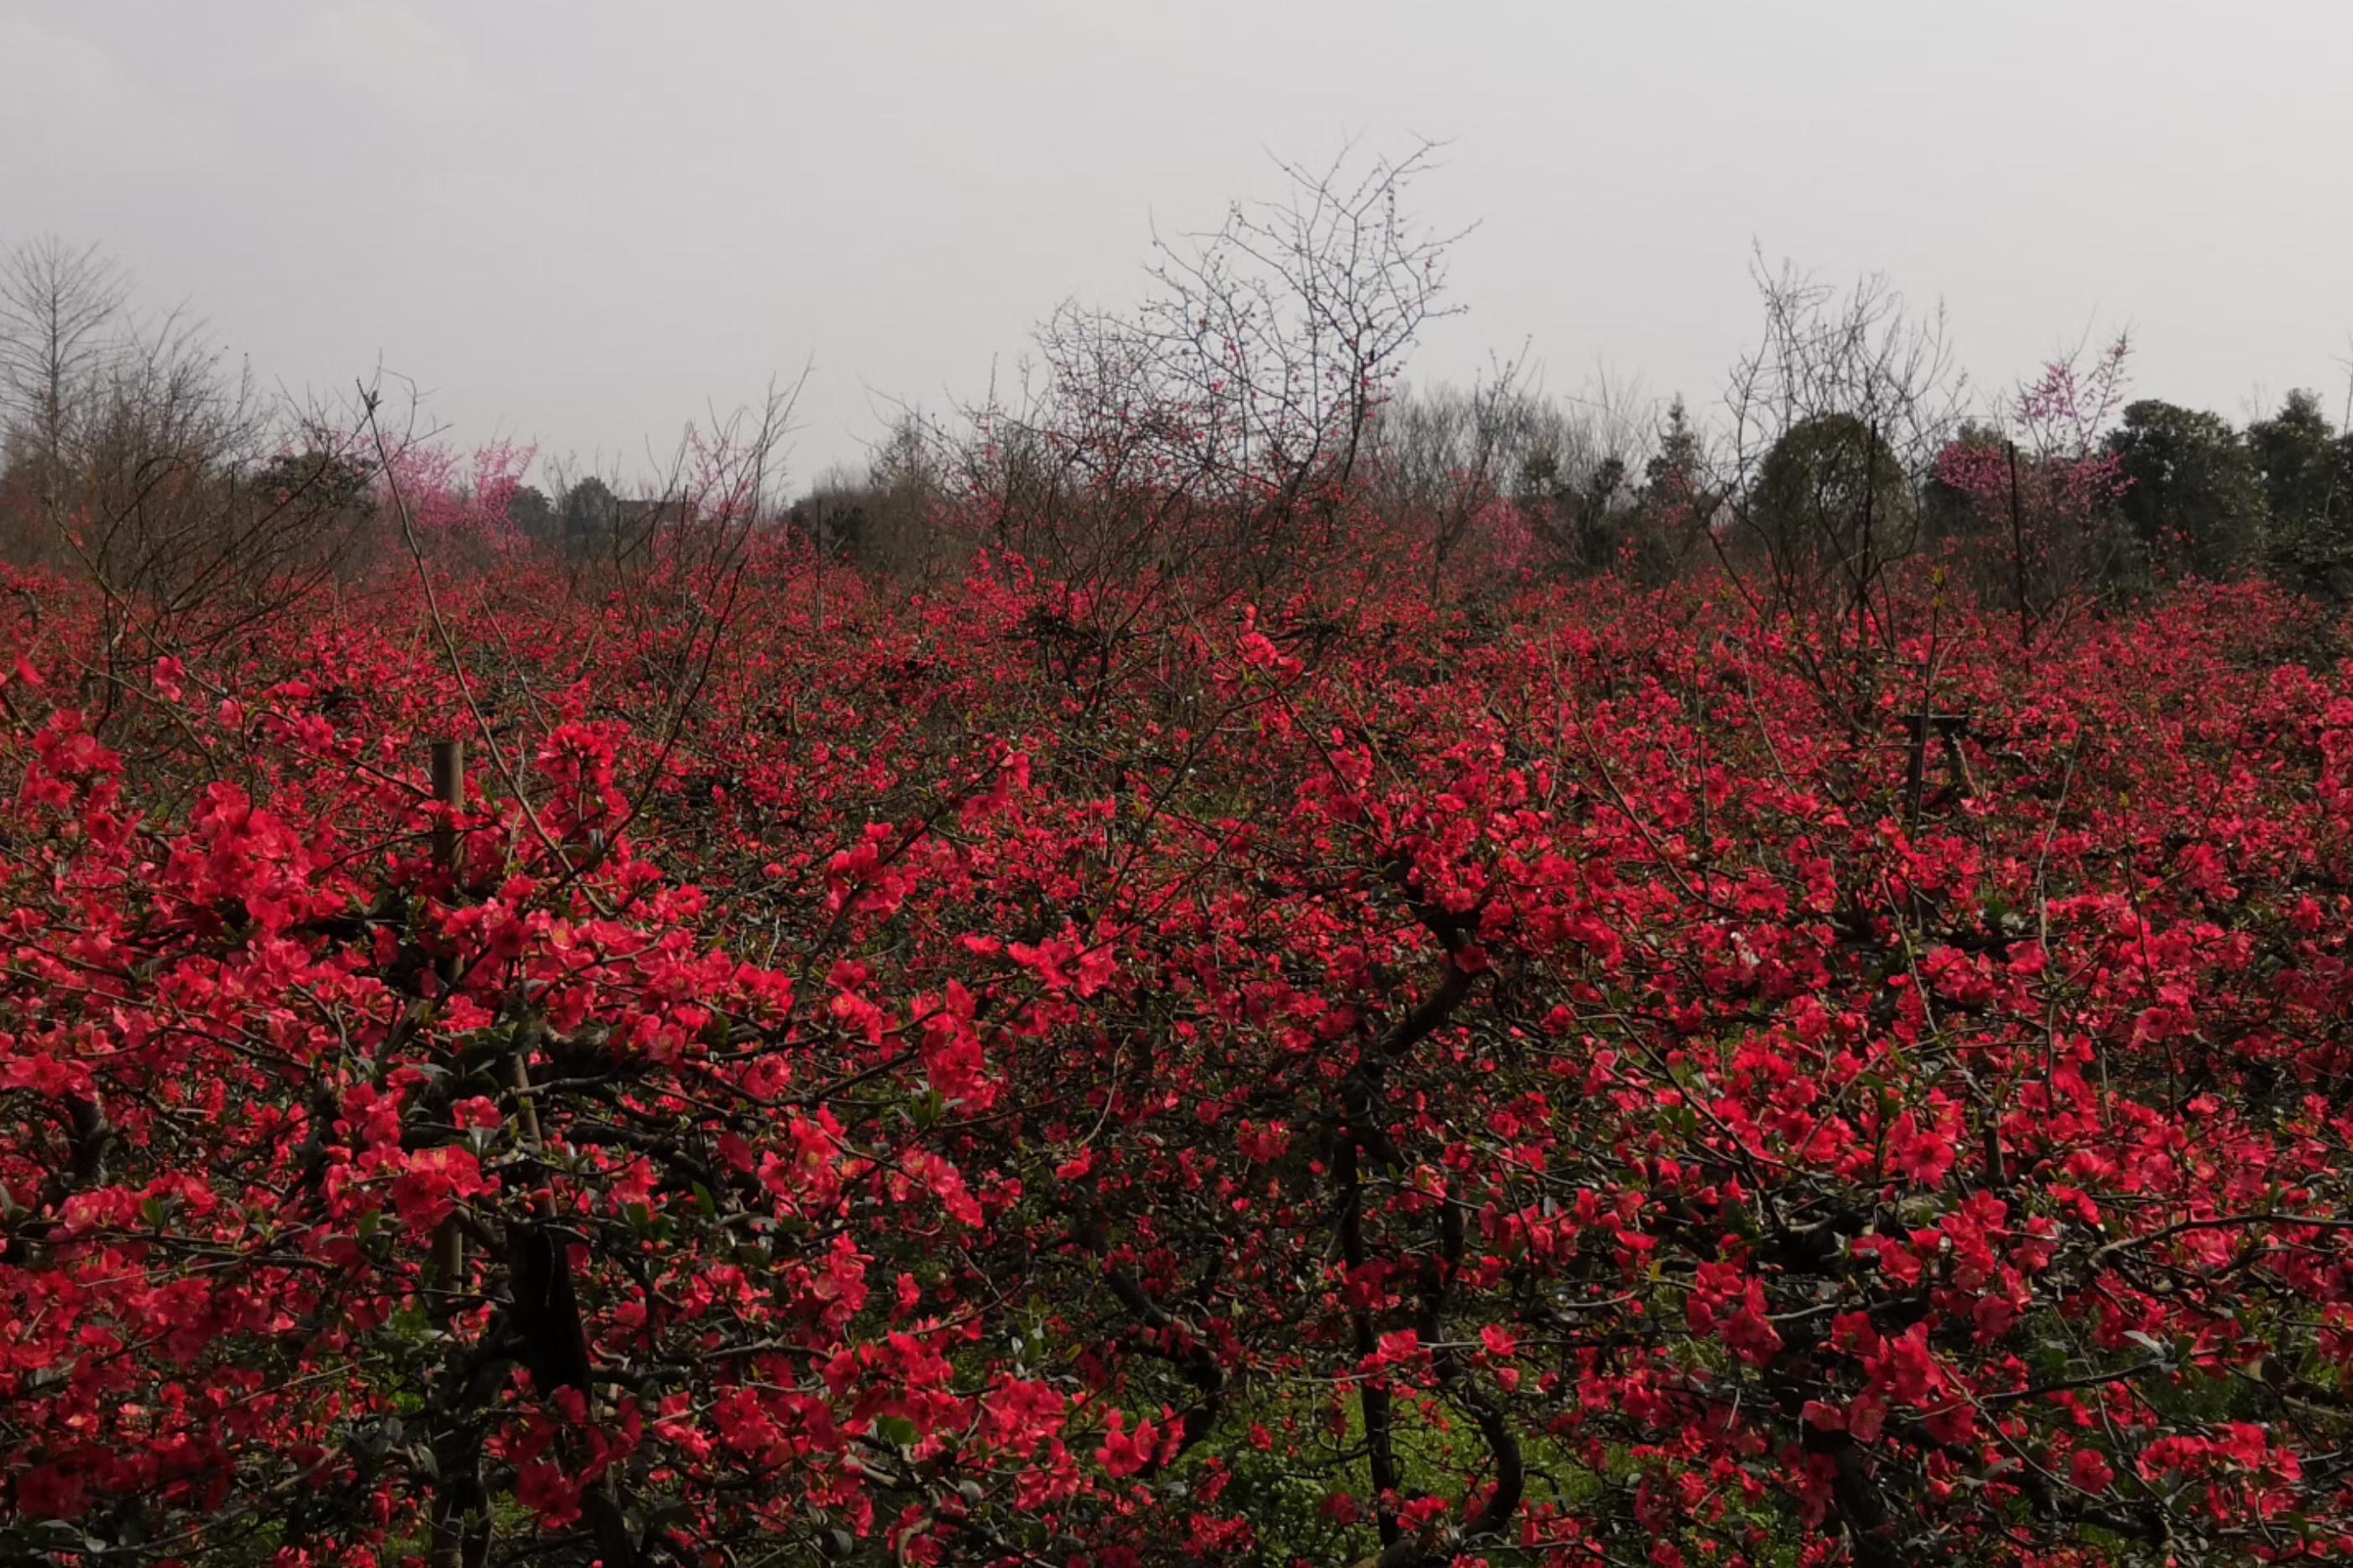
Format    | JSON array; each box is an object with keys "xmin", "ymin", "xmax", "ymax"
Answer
[
  {"xmin": 427, "ymin": 738, "xmax": 467, "ymax": 1322},
  {"xmin": 430, "ymin": 738, "xmax": 464, "ymax": 880}
]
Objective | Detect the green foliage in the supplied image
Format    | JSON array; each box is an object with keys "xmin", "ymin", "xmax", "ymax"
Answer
[
  {"xmin": 2109, "ymin": 399, "xmax": 2267, "ymax": 577},
  {"xmin": 1750, "ymin": 411, "xmax": 1915, "ymax": 574},
  {"xmin": 251, "ymin": 449, "xmax": 374, "ymax": 518},
  {"xmin": 557, "ymin": 474, "xmax": 622, "ymax": 555},
  {"xmin": 506, "ymin": 482, "xmax": 556, "ymax": 543},
  {"xmin": 2249, "ymin": 389, "xmax": 2353, "ymax": 595}
]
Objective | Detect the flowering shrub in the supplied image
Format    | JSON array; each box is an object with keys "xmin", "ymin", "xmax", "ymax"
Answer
[{"xmin": 5, "ymin": 526, "xmax": 2353, "ymax": 1567}]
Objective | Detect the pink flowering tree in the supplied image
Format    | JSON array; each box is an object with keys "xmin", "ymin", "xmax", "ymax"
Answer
[{"xmin": 1932, "ymin": 335, "xmax": 2134, "ymax": 643}]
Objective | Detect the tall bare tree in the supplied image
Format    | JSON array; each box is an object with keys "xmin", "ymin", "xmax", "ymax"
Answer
[
  {"xmin": 0, "ymin": 237, "xmax": 130, "ymax": 543},
  {"xmin": 1369, "ymin": 358, "xmax": 1544, "ymax": 595},
  {"xmin": 933, "ymin": 140, "xmax": 1466, "ymax": 596},
  {"xmin": 1719, "ymin": 257, "xmax": 1964, "ymax": 659},
  {"xmin": 1, "ymin": 242, "xmax": 388, "ymax": 705}
]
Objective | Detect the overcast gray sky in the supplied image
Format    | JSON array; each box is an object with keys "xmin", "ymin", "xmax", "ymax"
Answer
[{"xmin": 5, "ymin": 1, "xmax": 2349, "ymax": 487}]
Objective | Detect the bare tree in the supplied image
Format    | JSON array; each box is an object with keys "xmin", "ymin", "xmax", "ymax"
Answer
[
  {"xmin": 62, "ymin": 315, "xmax": 383, "ymax": 706},
  {"xmin": 0, "ymin": 237, "xmax": 130, "ymax": 548},
  {"xmin": 1719, "ymin": 256, "xmax": 1965, "ymax": 657},
  {"xmin": 1368, "ymin": 357, "xmax": 1543, "ymax": 595},
  {"xmin": 935, "ymin": 140, "xmax": 1466, "ymax": 596},
  {"xmin": 0, "ymin": 242, "xmax": 390, "ymax": 705}
]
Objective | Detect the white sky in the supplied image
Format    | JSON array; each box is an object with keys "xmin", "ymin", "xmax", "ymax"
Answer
[{"xmin": 5, "ymin": 0, "xmax": 2349, "ymax": 487}]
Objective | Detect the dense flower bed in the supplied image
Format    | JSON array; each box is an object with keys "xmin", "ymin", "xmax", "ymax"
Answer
[{"xmin": 6, "ymin": 550, "xmax": 2353, "ymax": 1567}]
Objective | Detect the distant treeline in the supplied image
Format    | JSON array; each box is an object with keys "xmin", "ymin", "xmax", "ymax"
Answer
[{"xmin": 8, "ymin": 190, "xmax": 2350, "ymax": 633}]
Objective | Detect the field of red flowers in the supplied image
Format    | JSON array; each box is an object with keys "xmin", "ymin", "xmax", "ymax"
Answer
[{"xmin": 7, "ymin": 529, "xmax": 2353, "ymax": 1567}]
